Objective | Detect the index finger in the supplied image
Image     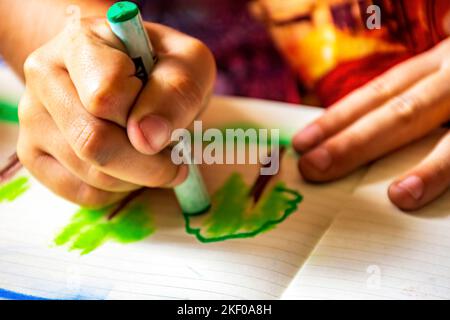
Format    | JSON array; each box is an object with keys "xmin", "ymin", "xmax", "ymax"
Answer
[
  {"xmin": 62, "ymin": 19, "xmax": 143, "ymax": 127},
  {"xmin": 293, "ymin": 47, "xmax": 443, "ymax": 153},
  {"xmin": 299, "ymin": 68, "xmax": 450, "ymax": 182}
]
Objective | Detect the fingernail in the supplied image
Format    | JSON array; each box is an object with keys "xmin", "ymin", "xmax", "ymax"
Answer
[
  {"xmin": 302, "ymin": 147, "xmax": 332, "ymax": 172},
  {"xmin": 395, "ymin": 176, "xmax": 424, "ymax": 200},
  {"xmin": 294, "ymin": 124, "xmax": 324, "ymax": 153},
  {"xmin": 139, "ymin": 115, "xmax": 171, "ymax": 153}
]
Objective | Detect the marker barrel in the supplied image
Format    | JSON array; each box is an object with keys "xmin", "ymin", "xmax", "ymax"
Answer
[
  {"xmin": 107, "ymin": 1, "xmax": 155, "ymax": 81},
  {"xmin": 107, "ymin": 2, "xmax": 211, "ymax": 215},
  {"xmin": 174, "ymin": 155, "xmax": 211, "ymax": 216}
]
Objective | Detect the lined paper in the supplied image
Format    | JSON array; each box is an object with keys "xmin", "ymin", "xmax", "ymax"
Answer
[
  {"xmin": 3, "ymin": 92, "xmax": 448, "ymax": 299},
  {"xmin": 282, "ymin": 130, "xmax": 450, "ymax": 300},
  {"xmin": 0, "ymin": 97, "xmax": 363, "ymax": 300}
]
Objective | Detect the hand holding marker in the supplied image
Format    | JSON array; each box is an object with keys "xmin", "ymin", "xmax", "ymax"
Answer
[{"xmin": 107, "ymin": 2, "xmax": 211, "ymax": 215}]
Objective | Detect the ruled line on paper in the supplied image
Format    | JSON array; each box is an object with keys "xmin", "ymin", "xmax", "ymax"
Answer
[
  {"xmin": 0, "ymin": 270, "xmax": 252, "ymax": 300},
  {"xmin": 302, "ymin": 263, "xmax": 450, "ymax": 292},
  {"xmin": 323, "ymin": 233, "xmax": 450, "ymax": 260},
  {"xmin": 0, "ymin": 259, "xmax": 281, "ymax": 298}
]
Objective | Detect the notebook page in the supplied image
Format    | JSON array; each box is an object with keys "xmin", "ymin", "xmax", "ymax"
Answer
[
  {"xmin": 0, "ymin": 96, "xmax": 365, "ymax": 300},
  {"xmin": 282, "ymin": 130, "xmax": 450, "ymax": 299}
]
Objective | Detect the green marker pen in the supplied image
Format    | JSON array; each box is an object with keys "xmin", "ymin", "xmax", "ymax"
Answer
[{"xmin": 107, "ymin": 1, "xmax": 211, "ymax": 215}]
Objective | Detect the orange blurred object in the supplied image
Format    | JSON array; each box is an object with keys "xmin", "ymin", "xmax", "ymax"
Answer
[{"xmin": 253, "ymin": 0, "xmax": 450, "ymax": 106}]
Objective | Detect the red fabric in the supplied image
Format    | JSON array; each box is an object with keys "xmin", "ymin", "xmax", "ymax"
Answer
[{"xmin": 315, "ymin": 52, "xmax": 413, "ymax": 107}]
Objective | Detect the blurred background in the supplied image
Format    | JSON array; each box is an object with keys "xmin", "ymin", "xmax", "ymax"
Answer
[{"xmin": 135, "ymin": 0, "xmax": 450, "ymax": 107}]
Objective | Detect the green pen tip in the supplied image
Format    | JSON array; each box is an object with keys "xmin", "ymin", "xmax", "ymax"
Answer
[{"xmin": 107, "ymin": 1, "xmax": 139, "ymax": 24}]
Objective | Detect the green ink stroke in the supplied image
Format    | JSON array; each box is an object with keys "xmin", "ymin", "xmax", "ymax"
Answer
[
  {"xmin": 186, "ymin": 123, "xmax": 293, "ymax": 148},
  {"xmin": 218, "ymin": 123, "xmax": 293, "ymax": 147},
  {"xmin": 54, "ymin": 202, "xmax": 155, "ymax": 255},
  {"xmin": 0, "ymin": 177, "xmax": 30, "ymax": 203},
  {"xmin": 184, "ymin": 173, "xmax": 303, "ymax": 243}
]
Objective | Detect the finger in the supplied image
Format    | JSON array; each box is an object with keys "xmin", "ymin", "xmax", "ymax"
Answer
[
  {"xmin": 62, "ymin": 19, "xmax": 142, "ymax": 126},
  {"xmin": 24, "ymin": 57, "xmax": 188, "ymax": 188},
  {"xmin": 17, "ymin": 144, "xmax": 126, "ymax": 209},
  {"xmin": 293, "ymin": 48, "xmax": 443, "ymax": 153},
  {"xmin": 127, "ymin": 23, "xmax": 215, "ymax": 155},
  {"xmin": 18, "ymin": 93, "xmax": 140, "ymax": 193},
  {"xmin": 388, "ymin": 130, "xmax": 450, "ymax": 211},
  {"xmin": 299, "ymin": 68, "xmax": 450, "ymax": 182}
]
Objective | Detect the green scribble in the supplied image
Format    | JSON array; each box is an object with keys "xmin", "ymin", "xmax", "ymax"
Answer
[
  {"xmin": 54, "ymin": 202, "xmax": 155, "ymax": 255},
  {"xmin": 217, "ymin": 122, "xmax": 293, "ymax": 147},
  {"xmin": 184, "ymin": 173, "xmax": 303, "ymax": 243},
  {"xmin": 0, "ymin": 177, "xmax": 30, "ymax": 203},
  {"xmin": 54, "ymin": 172, "xmax": 302, "ymax": 253},
  {"xmin": 186, "ymin": 122, "xmax": 293, "ymax": 147},
  {"xmin": 53, "ymin": 119, "xmax": 302, "ymax": 251}
]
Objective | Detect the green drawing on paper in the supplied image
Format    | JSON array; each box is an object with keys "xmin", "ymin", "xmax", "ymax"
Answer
[
  {"xmin": 184, "ymin": 173, "xmax": 303, "ymax": 243},
  {"xmin": 54, "ymin": 202, "xmax": 155, "ymax": 255},
  {"xmin": 1, "ymin": 121, "xmax": 302, "ymax": 254},
  {"xmin": 54, "ymin": 172, "xmax": 302, "ymax": 254},
  {"xmin": 0, "ymin": 177, "xmax": 30, "ymax": 203},
  {"xmin": 185, "ymin": 123, "xmax": 293, "ymax": 148},
  {"xmin": 48, "ymin": 121, "xmax": 302, "ymax": 253},
  {"xmin": 217, "ymin": 123, "xmax": 293, "ymax": 147}
]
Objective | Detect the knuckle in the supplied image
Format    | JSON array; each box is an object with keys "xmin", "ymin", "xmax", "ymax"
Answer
[
  {"xmin": 86, "ymin": 59, "xmax": 132, "ymax": 118},
  {"xmin": 78, "ymin": 17, "xmax": 95, "ymax": 32},
  {"xmin": 165, "ymin": 72, "xmax": 204, "ymax": 113},
  {"xmin": 388, "ymin": 94, "xmax": 422, "ymax": 124},
  {"xmin": 88, "ymin": 166, "xmax": 124, "ymax": 190},
  {"xmin": 366, "ymin": 76, "xmax": 394, "ymax": 99},
  {"xmin": 100, "ymin": 57, "xmax": 131, "ymax": 84},
  {"xmin": 23, "ymin": 50, "xmax": 45, "ymax": 80},
  {"xmin": 73, "ymin": 120, "xmax": 113, "ymax": 166},
  {"xmin": 16, "ymin": 137, "xmax": 32, "ymax": 168},
  {"xmin": 341, "ymin": 129, "xmax": 365, "ymax": 149},
  {"xmin": 75, "ymin": 183, "xmax": 109, "ymax": 209},
  {"xmin": 16, "ymin": 94, "xmax": 49, "ymax": 128},
  {"xmin": 17, "ymin": 95, "xmax": 35, "ymax": 125},
  {"xmin": 17, "ymin": 142, "xmax": 44, "ymax": 177},
  {"xmin": 193, "ymin": 40, "xmax": 216, "ymax": 75},
  {"xmin": 87, "ymin": 84, "xmax": 115, "ymax": 118},
  {"xmin": 190, "ymin": 39, "xmax": 212, "ymax": 61},
  {"xmin": 65, "ymin": 17, "xmax": 95, "ymax": 40}
]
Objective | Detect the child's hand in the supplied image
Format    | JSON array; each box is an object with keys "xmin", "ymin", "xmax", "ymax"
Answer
[
  {"xmin": 16, "ymin": 18, "xmax": 216, "ymax": 208},
  {"xmin": 294, "ymin": 38, "xmax": 450, "ymax": 211}
]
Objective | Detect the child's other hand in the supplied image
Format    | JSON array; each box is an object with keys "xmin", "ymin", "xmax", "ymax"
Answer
[
  {"xmin": 17, "ymin": 18, "xmax": 216, "ymax": 208},
  {"xmin": 294, "ymin": 38, "xmax": 450, "ymax": 211}
]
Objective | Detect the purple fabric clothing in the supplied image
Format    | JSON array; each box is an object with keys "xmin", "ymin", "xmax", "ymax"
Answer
[{"xmin": 134, "ymin": 0, "xmax": 301, "ymax": 103}]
